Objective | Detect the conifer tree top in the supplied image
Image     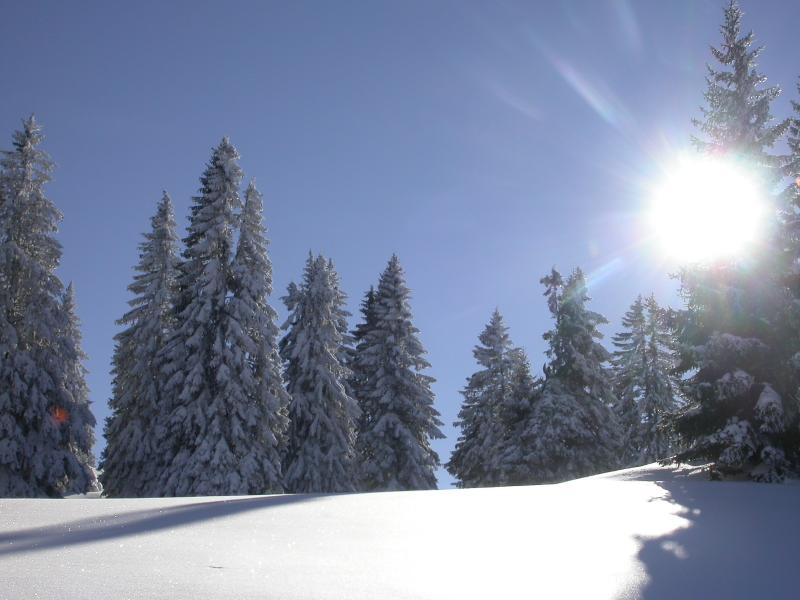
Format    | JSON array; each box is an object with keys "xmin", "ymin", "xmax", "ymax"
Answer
[{"xmin": 693, "ymin": 1, "xmax": 788, "ymax": 163}]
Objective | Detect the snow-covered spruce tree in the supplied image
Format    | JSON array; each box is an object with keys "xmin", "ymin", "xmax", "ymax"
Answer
[
  {"xmin": 781, "ymin": 81, "xmax": 800, "ymax": 297},
  {"xmin": 355, "ymin": 255, "xmax": 443, "ymax": 491},
  {"xmin": 640, "ymin": 296, "xmax": 684, "ymax": 461},
  {"xmin": 496, "ymin": 347, "xmax": 539, "ymax": 485},
  {"xmin": 57, "ymin": 283, "xmax": 98, "ymax": 494},
  {"xmin": 782, "ymin": 79, "xmax": 800, "ymax": 194},
  {"xmin": 673, "ymin": 2, "xmax": 794, "ymax": 481},
  {"xmin": 326, "ymin": 257, "xmax": 355, "ymax": 396},
  {"xmin": 447, "ymin": 309, "xmax": 515, "ymax": 488},
  {"xmin": 691, "ymin": 2, "xmax": 787, "ymax": 173},
  {"xmin": 612, "ymin": 295, "xmax": 682, "ymax": 466},
  {"xmin": 280, "ymin": 254, "xmax": 359, "ymax": 493},
  {"xmin": 225, "ymin": 181, "xmax": 289, "ymax": 493},
  {"xmin": 350, "ymin": 286, "xmax": 378, "ymax": 405},
  {"xmin": 156, "ymin": 138, "xmax": 285, "ymax": 496},
  {"xmin": 520, "ymin": 268, "xmax": 621, "ymax": 483},
  {"xmin": 101, "ymin": 193, "xmax": 179, "ymax": 497},
  {"xmin": 0, "ymin": 116, "xmax": 96, "ymax": 497},
  {"xmin": 784, "ymin": 83, "xmax": 800, "ymax": 466},
  {"xmin": 611, "ymin": 296, "xmax": 647, "ymax": 465}
]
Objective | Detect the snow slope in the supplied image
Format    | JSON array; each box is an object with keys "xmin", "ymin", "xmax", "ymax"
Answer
[{"xmin": 1, "ymin": 464, "xmax": 798, "ymax": 599}]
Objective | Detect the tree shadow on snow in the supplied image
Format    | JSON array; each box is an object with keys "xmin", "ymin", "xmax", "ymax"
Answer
[
  {"xmin": 0, "ymin": 493, "xmax": 323, "ymax": 557},
  {"xmin": 628, "ymin": 472, "xmax": 800, "ymax": 600}
]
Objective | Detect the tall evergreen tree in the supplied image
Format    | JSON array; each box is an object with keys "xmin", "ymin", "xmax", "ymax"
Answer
[
  {"xmin": 101, "ymin": 193, "xmax": 179, "ymax": 497},
  {"xmin": 280, "ymin": 254, "xmax": 359, "ymax": 493},
  {"xmin": 520, "ymin": 268, "xmax": 621, "ymax": 483},
  {"xmin": 783, "ymin": 79, "xmax": 800, "ymax": 200},
  {"xmin": 612, "ymin": 295, "xmax": 682, "ymax": 466},
  {"xmin": 0, "ymin": 116, "xmax": 96, "ymax": 497},
  {"xmin": 691, "ymin": 2, "xmax": 788, "ymax": 174},
  {"xmin": 352, "ymin": 287, "xmax": 377, "ymax": 345},
  {"xmin": 350, "ymin": 286, "xmax": 377, "ymax": 400},
  {"xmin": 780, "ymin": 81, "xmax": 800, "ymax": 302},
  {"xmin": 225, "ymin": 181, "xmax": 289, "ymax": 493},
  {"xmin": 674, "ymin": 2, "xmax": 794, "ymax": 481},
  {"xmin": 156, "ymin": 138, "xmax": 282, "ymax": 496},
  {"xmin": 326, "ymin": 258, "xmax": 355, "ymax": 396},
  {"xmin": 640, "ymin": 296, "xmax": 684, "ymax": 461},
  {"xmin": 57, "ymin": 283, "xmax": 97, "ymax": 494},
  {"xmin": 447, "ymin": 309, "xmax": 515, "ymax": 488},
  {"xmin": 783, "ymin": 82, "xmax": 800, "ymax": 466},
  {"xmin": 496, "ymin": 347, "xmax": 539, "ymax": 485},
  {"xmin": 611, "ymin": 296, "xmax": 647, "ymax": 464},
  {"xmin": 355, "ymin": 255, "xmax": 443, "ymax": 491}
]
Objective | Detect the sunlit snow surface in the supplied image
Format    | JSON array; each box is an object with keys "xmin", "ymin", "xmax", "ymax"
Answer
[{"xmin": 1, "ymin": 464, "xmax": 798, "ymax": 599}]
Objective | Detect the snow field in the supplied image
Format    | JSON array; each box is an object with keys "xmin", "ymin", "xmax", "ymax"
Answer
[{"xmin": 2, "ymin": 464, "xmax": 797, "ymax": 599}]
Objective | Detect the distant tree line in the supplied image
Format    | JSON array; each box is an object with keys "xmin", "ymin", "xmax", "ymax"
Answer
[{"xmin": 1, "ymin": 1, "xmax": 799, "ymax": 498}]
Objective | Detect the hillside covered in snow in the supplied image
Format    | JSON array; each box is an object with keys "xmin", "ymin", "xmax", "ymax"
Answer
[{"xmin": 1, "ymin": 463, "xmax": 798, "ymax": 600}]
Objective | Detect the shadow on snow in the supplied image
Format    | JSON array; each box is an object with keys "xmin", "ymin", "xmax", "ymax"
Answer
[
  {"xmin": 0, "ymin": 493, "xmax": 321, "ymax": 557},
  {"xmin": 627, "ymin": 471, "xmax": 800, "ymax": 600}
]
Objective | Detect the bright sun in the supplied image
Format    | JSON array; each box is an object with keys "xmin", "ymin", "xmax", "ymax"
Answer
[{"xmin": 647, "ymin": 154, "xmax": 767, "ymax": 263}]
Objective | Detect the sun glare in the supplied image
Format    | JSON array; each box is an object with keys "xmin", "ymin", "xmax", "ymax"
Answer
[{"xmin": 647, "ymin": 155, "xmax": 767, "ymax": 264}]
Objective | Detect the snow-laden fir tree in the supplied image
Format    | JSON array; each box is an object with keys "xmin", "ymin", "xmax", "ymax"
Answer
[
  {"xmin": 225, "ymin": 181, "xmax": 289, "ymax": 493},
  {"xmin": 612, "ymin": 295, "xmax": 682, "ymax": 466},
  {"xmin": 57, "ymin": 283, "xmax": 98, "ymax": 494},
  {"xmin": 611, "ymin": 296, "xmax": 647, "ymax": 464},
  {"xmin": 101, "ymin": 192, "xmax": 179, "ymax": 497},
  {"xmin": 0, "ymin": 116, "xmax": 96, "ymax": 497},
  {"xmin": 280, "ymin": 254, "xmax": 359, "ymax": 493},
  {"xmin": 781, "ymin": 80, "xmax": 800, "ymax": 287},
  {"xmin": 784, "ymin": 80, "xmax": 800, "ymax": 209},
  {"xmin": 520, "ymin": 268, "xmax": 621, "ymax": 483},
  {"xmin": 783, "ymin": 82, "xmax": 800, "ymax": 466},
  {"xmin": 496, "ymin": 347, "xmax": 539, "ymax": 485},
  {"xmin": 350, "ymin": 286, "xmax": 378, "ymax": 405},
  {"xmin": 640, "ymin": 297, "xmax": 684, "ymax": 461},
  {"xmin": 326, "ymin": 257, "xmax": 355, "ymax": 396},
  {"xmin": 447, "ymin": 309, "xmax": 516, "ymax": 488},
  {"xmin": 691, "ymin": 1, "xmax": 788, "ymax": 174},
  {"xmin": 156, "ymin": 138, "xmax": 287, "ymax": 496},
  {"xmin": 673, "ymin": 2, "xmax": 795, "ymax": 481},
  {"xmin": 354, "ymin": 255, "xmax": 443, "ymax": 491}
]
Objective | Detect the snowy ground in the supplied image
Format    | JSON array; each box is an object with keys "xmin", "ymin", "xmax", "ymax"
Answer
[{"xmin": 1, "ymin": 464, "xmax": 798, "ymax": 600}]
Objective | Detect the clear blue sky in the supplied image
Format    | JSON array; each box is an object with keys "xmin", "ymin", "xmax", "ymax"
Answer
[{"xmin": 2, "ymin": 1, "xmax": 798, "ymax": 487}]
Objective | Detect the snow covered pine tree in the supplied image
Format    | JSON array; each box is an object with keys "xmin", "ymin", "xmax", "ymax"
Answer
[
  {"xmin": 155, "ymin": 139, "xmax": 287, "ymax": 495},
  {"xmin": 226, "ymin": 181, "xmax": 289, "ymax": 493},
  {"xmin": 0, "ymin": 116, "xmax": 96, "ymax": 497},
  {"xmin": 448, "ymin": 309, "xmax": 524, "ymax": 488},
  {"xmin": 673, "ymin": 1, "xmax": 795, "ymax": 481},
  {"xmin": 101, "ymin": 192, "xmax": 180, "ymax": 497},
  {"xmin": 612, "ymin": 295, "xmax": 682, "ymax": 467},
  {"xmin": 280, "ymin": 254, "xmax": 359, "ymax": 493},
  {"xmin": 326, "ymin": 257, "xmax": 355, "ymax": 399},
  {"xmin": 354, "ymin": 255, "xmax": 443, "ymax": 491},
  {"xmin": 350, "ymin": 285, "xmax": 378, "ymax": 412},
  {"xmin": 496, "ymin": 347, "xmax": 539, "ymax": 485},
  {"xmin": 779, "ymin": 81, "xmax": 800, "ymax": 467},
  {"xmin": 611, "ymin": 296, "xmax": 648, "ymax": 465},
  {"xmin": 58, "ymin": 283, "xmax": 99, "ymax": 495},
  {"xmin": 520, "ymin": 268, "xmax": 621, "ymax": 483}
]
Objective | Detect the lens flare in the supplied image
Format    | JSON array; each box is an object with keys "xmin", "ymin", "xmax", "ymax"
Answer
[
  {"xmin": 646, "ymin": 155, "xmax": 766, "ymax": 263},
  {"xmin": 51, "ymin": 406, "xmax": 70, "ymax": 425}
]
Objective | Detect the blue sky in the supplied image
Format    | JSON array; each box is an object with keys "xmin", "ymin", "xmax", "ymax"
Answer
[{"xmin": 2, "ymin": 1, "xmax": 799, "ymax": 487}]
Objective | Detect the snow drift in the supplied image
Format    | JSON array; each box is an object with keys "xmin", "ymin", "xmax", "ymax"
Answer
[{"xmin": 1, "ymin": 463, "xmax": 797, "ymax": 599}]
